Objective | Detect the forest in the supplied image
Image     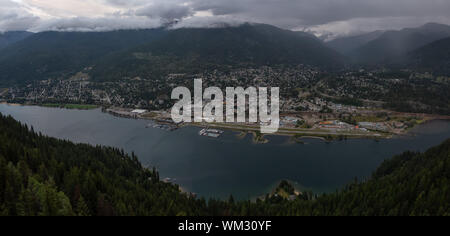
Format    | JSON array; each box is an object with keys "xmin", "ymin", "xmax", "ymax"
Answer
[{"xmin": 0, "ymin": 113, "xmax": 449, "ymax": 216}]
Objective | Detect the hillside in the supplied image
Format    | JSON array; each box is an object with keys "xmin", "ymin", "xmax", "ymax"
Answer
[
  {"xmin": 91, "ymin": 24, "xmax": 344, "ymax": 81},
  {"xmin": 409, "ymin": 37, "xmax": 450, "ymax": 75},
  {"xmin": 0, "ymin": 29, "xmax": 166, "ymax": 86},
  {"xmin": 351, "ymin": 23, "xmax": 450, "ymax": 64},
  {"xmin": 145, "ymin": 24, "xmax": 340, "ymax": 66},
  {"xmin": 0, "ymin": 24, "xmax": 344, "ymax": 85},
  {"xmin": 0, "ymin": 112, "xmax": 449, "ymax": 216},
  {"xmin": 0, "ymin": 112, "xmax": 202, "ymax": 216},
  {"xmin": 326, "ymin": 30, "xmax": 384, "ymax": 55},
  {"xmin": 0, "ymin": 31, "xmax": 32, "ymax": 50}
]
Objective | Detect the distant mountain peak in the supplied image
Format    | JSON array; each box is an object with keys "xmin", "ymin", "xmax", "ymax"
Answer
[
  {"xmin": 349, "ymin": 22, "xmax": 450, "ymax": 64},
  {"xmin": 325, "ymin": 30, "xmax": 385, "ymax": 55},
  {"xmin": 421, "ymin": 22, "xmax": 450, "ymax": 29}
]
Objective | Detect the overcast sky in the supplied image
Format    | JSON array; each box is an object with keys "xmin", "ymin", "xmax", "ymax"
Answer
[{"xmin": 1, "ymin": 0, "xmax": 450, "ymax": 39}]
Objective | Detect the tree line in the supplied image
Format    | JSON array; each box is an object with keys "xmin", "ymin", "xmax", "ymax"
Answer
[{"xmin": 0, "ymin": 113, "xmax": 448, "ymax": 216}]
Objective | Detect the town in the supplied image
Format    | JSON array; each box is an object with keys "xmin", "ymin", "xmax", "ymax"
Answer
[{"xmin": 1, "ymin": 65, "xmax": 449, "ymax": 141}]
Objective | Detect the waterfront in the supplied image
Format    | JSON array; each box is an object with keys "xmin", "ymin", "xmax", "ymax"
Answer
[{"xmin": 1, "ymin": 103, "xmax": 450, "ymax": 200}]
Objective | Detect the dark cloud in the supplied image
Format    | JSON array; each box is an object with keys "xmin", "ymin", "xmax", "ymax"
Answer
[
  {"xmin": 1, "ymin": 0, "xmax": 450, "ymax": 37},
  {"xmin": 190, "ymin": 0, "xmax": 450, "ymax": 27}
]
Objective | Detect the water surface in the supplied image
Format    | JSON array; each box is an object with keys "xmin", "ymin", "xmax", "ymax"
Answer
[{"xmin": 1, "ymin": 104, "xmax": 449, "ymax": 199}]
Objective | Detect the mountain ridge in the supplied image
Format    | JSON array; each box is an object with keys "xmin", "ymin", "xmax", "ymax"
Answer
[
  {"xmin": 408, "ymin": 36, "xmax": 450, "ymax": 75},
  {"xmin": 0, "ymin": 23, "xmax": 344, "ymax": 85},
  {"xmin": 0, "ymin": 29, "xmax": 167, "ymax": 85},
  {"xmin": 0, "ymin": 31, "xmax": 33, "ymax": 50},
  {"xmin": 326, "ymin": 30, "xmax": 385, "ymax": 55},
  {"xmin": 350, "ymin": 23, "xmax": 450, "ymax": 64}
]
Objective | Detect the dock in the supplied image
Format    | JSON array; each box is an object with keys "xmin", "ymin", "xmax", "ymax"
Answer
[
  {"xmin": 199, "ymin": 128, "xmax": 224, "ymax": 138},
  {"xmin": 146, "ymin": 121, "xmax": 178, "ymax": 131}
]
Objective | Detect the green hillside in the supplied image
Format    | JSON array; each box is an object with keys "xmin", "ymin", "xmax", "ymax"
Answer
[
  {"xmin": 0, "ymin": 31, "xmax": 32, "ymax": 50},
  {"xmin": 0, "ymin": 29, "xmax": 166, "ymax": 86},
  {"xmin": 409, "ymin": 37, "xmax": 450, "ymax": 75},
  {"xmin": 0, "ymin": 24, "xmax": 343, "ymax": 85},
  {"xmin": 326, "ymin": 30, "xmax": 384, "ymax": 55},
  {"xmin": 91, "ymin": 24, "xmax": 344, "ymax": 81},
  {"xmin": 351, "ymin": 23, "xmax": 450, "ymax": 64},
  {"xmin": 0, "ymin": 113, "xmax": 449, "ymax": 216}
]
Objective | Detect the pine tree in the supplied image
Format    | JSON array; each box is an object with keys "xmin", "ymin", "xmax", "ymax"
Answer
[{"xmin": 76, "ymin": 196, "xmax": 91, "ymax": 216}]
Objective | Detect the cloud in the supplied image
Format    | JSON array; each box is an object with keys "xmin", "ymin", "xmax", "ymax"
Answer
[
  {"xmin": 0, "ymin": 0, "xmax": 39, "ymax": 32},
  {"xmin": 135, "ymin": 2, "xmax": 194, "ymax": 22},
  {"xmin": 29, "ymin": 16, "xmax": 162, "ymax": 32},
  {"xmin": 306, "ymin": 16, "xmax": 450, "ymax": 40},
  {"xmin": 1, "ymin": 0, "xmax": 450, "ymax": 37},
  {"xmin": 170, "ymin": 15, "xmax": 248, "ymax": 29},
  {"xmin": 104, "ymin": 0, "xmax": 144, "ymax": 7},
  {"xmin": 190, "ymin": 0, "xmax": 450, "ymax": 26}
]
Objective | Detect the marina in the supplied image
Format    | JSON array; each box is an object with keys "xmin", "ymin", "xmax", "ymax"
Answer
[
  {"xmin": 146, "ymin": 121, "xmax": 179, "ymax": 131},
  {"xmin": 1, "ymin": 104, "xmax": 450, "ymax": 199},
  {"xmin": 199, "ymin": 128, "xmax": 224, "ymax": 138}
]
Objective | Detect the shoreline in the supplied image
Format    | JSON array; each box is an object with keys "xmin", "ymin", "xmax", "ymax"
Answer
[
  {"xmin": 2, "ymin": 102, "xmax": 450, "ymax": 201},
  {"xmin": 2, "ymin": 102, "xmax": 450, "ymax": 143},
  {"xmin": 0, "ymin": 102, "xmax": 99, "ymax": 110}
]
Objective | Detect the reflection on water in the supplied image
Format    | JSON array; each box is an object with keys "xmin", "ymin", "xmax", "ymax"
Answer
[{"xmin": 1, "ymin": 104, "xmax": 450, "ymax": 200}]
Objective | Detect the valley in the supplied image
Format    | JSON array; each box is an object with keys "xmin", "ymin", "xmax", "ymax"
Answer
[
  {"xmin": 1, "ymin": 0, "xmax": 450, "ymax": 217},
  {"xmin": 2, "ymin": 64, "xmax": 449, "ymax": 141}
]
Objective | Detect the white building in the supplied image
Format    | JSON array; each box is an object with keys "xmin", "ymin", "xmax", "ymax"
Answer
[{"xmin": 131, "ymin": 109, "xmax": 147, "ymax": 114}]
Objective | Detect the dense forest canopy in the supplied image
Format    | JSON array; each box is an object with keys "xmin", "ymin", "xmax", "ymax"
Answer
[{"xmin": 0, "ymin": 113, "xmax": 449, "ymax": 216}]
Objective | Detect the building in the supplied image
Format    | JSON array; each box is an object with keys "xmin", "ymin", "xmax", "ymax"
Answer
[
  {"xmin": 358, "ymin": 122, "xmax": 388, "ymax": 132},
  {"xmin": 131, "ymin": 109, "xmax": 147, "ymax": 115}
]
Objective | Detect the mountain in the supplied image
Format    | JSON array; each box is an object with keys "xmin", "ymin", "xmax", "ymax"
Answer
[
  {"xmin": 351, "ymin": 23, "xmax": 450, "ymax": 64},
  {"xmin": 326, "ymin": 30, "xmax": 384, "ymax": 55},
  {"xmin": 409, "ymin": 37, "xmax": 450, "ymax": 75},
  {"xmin": 151, "ymin": 24, "xmax": 341, "ymax": 66},
  {"xmin": 0, "ymin": 24, "xmax": 344, "ymax": 85},
  {"xmin": 1, "ymin": 112, "xmax": 449, "ymax": 216},
  {"xmin": 0, "ymin": 29, "xmax": 166, "ymax": 85},
  {"xmin": 0, "ymin": 31, "xmax": 32, "ymax": 49},
  {"xmin": 91, "ymin": 23, "xmax": 344, "ymax": 81},
  {"xmin": 0, "ymin": 113, "xmax": 188, "ymax": 216}
]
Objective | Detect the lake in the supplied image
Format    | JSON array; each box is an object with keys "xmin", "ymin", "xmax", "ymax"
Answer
[{"xmin": 1, "ymin": 103, "xmax": 450, "ymax": 200}]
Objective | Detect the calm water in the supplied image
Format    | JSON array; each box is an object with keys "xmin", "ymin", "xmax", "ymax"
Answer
[{"xmin": 1, "ymin": 103, "xmax": 450, "ymax": 199}]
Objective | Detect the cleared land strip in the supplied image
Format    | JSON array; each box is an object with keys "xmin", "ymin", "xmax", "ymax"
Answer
[{"xmin": 190, "ymin": 122, "xmax": 385, "ymax": 138}]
